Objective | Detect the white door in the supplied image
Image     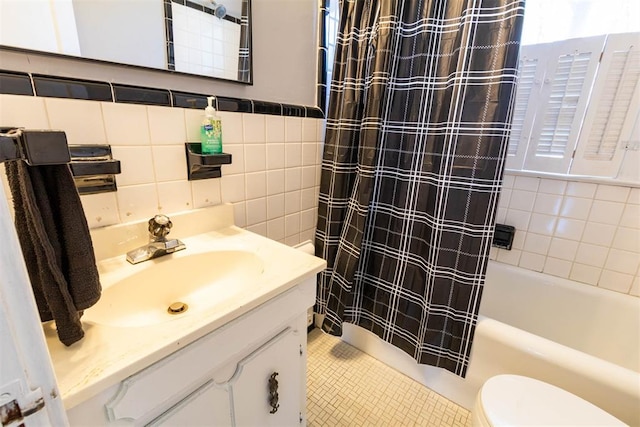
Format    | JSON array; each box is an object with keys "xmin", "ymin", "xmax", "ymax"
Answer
[{"xmin": 0, "ymin": 184, "xmax": 69, "ymax": 426}]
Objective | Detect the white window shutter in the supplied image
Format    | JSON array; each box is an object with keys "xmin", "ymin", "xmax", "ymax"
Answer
[
  {"xmin": 617, "ymin": 111, "xmax": 640, "ymax": 182},
  {"xmin": 571, "ymin": 32, "xmax": 640, "ymax": 178},
  {"xmin": 505, "ymin": 44, "xmax": 547, "ymax": 170},
  {"xmin": 523, "ymin": 35, "xmax": 606, "ymax": 174}
]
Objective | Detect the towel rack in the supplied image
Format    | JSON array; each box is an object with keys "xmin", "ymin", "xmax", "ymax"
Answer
[
  {"xmin": 0, "ymin": 128, "xmax": 71, "ymax": 165},
  {"xmin": 1, "ymin": 128, "xmax": 121, "ymax": 195}
]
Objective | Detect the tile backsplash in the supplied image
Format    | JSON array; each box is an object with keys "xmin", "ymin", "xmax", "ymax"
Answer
[
  {"xmin": 491, "ymin": 173, "xmax": 640, "ymax": 297},
  {"xmin": 2, "ymin": 90, "xmax": 637, "ymax": 298},
  {"xmin": 0, "ymin": 93, "xmax": 324, "ymax": 247}
]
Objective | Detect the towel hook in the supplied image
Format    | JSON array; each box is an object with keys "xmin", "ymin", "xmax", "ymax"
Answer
[{"xmin": 0, "ymin": 128, "xmax": 70, "ymax": 166}]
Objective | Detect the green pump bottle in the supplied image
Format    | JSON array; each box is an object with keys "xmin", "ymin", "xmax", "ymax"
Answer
[{"xmin": 200, "ymin": 96, "xmax": 223, "ymax": 154}]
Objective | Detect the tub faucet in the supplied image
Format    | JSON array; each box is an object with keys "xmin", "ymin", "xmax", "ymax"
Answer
[{"xmin": 126, "ymin": 214, "xmax": 186, "ymax": 264}]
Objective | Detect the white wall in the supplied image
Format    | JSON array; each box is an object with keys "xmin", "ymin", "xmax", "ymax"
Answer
[
  {"xmin": 72, "ymin": 0, "xmax": 166, "ymax": 69},
  {"xmin": 0, "ymin": 0, "xmax": 80, "ymax": 55},
  {"xmin": 0, "ymin": 0, "xmax": 319, "ymax": 106},
  {"xmin": 249, "ymin": 0, "xmax": 318, "ymax": 104}
]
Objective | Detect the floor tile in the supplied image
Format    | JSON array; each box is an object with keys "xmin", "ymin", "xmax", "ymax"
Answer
[{"xmin": 307, "ymin": 329, "xmax": 472, "ymax": 426}]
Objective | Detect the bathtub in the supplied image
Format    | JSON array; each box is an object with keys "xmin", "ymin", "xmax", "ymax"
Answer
[{"xmin": 326, "ymin": 261, "xmax": 640, "ymax": 425}]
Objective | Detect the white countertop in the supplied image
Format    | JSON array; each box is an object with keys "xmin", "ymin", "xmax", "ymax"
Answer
[{"xmin": 43, "ymin": 205, "xmax": 326, "ymax": 410}]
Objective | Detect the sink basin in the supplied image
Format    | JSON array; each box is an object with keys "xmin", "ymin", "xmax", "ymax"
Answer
[{"xmin": 84, "ymin": 250, "xmax": 264, "ymax": 328}]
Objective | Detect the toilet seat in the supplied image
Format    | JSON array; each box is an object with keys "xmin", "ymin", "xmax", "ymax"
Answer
[{"xmin": 473, "ymin": 375, "xmax": 626, "ymax": 426}]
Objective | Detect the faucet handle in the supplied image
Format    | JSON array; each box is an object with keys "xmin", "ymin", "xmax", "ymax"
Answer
[{"xmin": 148, "ymin": 214, "xmax": 172, "ymax": 241}]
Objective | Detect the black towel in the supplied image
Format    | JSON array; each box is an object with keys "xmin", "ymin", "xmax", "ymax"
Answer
[{"xmin": 5, "ymin": 161, "xmax": 101, "ymax": 346}]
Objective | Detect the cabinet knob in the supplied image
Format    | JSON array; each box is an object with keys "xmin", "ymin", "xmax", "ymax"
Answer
[{"xmin": 268, "ymin": 372, "xmax": 279, "ymax": 414}]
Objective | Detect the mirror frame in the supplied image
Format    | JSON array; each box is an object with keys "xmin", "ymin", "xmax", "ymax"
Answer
[
  {"xmin": 164, "ymin": 0, "xmax": 253, "ymax": 84},
  {"xmin": 0, "ymin": 0, "xmax": 253, "ymax": 86}
]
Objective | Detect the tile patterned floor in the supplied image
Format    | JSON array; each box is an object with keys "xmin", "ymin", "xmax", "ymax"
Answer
[{"xmin": 306, "ymin": 328, "xmax": 472, "ymax": 427}]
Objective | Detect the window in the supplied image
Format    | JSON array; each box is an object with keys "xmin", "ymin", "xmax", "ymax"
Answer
[
  {"xmin": 521, "ymin": 0, "xmax": 640, "ymax": 46},
  {"xmin": 320, "ymin": 1, "xmax": 640, "ymax": 181},
  {"xmin": 507, "ymin": 0, "xmax": 640, "ymax": 182},
  {"xmin": 572, "ymin": 35, "xmax": 640, "ymax": 177}
]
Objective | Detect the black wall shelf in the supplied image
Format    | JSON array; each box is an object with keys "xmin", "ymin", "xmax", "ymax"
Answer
[
  {"xmin": 185, "ymin": 143, "xmax": 232, "ymax": 180},
  {"xmin": 69, "ymin": 145, "xmax": 121, "ymax": 194}
]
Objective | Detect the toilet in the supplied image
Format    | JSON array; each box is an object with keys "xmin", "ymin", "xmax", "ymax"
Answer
[{"xmin": 472, "ymin": 375, "xmax": 627, "ymax": 426}]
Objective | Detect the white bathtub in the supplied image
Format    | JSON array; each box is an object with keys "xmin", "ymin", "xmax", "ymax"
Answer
[{"xmin": 328, "ymin": 261, "xmax": 640, "ymax": 425}]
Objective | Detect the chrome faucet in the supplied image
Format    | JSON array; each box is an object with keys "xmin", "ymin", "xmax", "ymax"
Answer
[{"xmin": 126, "ymin": 214, "xmax": 186, "ymax": 264}]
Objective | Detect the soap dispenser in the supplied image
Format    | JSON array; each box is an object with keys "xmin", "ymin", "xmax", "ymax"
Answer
[{"xmin": 200, "ymin": 96, "xmax": 223, "ymax": 154}]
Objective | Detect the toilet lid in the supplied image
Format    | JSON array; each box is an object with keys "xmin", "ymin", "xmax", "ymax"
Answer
[{"xmin": 480, "ymin": 375, "xmax": 626, "ymax": 426}]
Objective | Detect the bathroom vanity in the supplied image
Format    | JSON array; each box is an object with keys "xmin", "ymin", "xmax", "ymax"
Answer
[{"xmin": 42, "ymin": 205, "xmax": 325, "ymax": 426}]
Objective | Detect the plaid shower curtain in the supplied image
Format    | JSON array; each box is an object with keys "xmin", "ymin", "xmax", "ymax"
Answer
[{"xmin": 315, "ymin": 0, "xmax": 525, "ymax": 376}]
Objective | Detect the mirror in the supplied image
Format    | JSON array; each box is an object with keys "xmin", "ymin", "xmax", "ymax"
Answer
[{"xmin": 0, "ymin": 0, "xmax": 252, "ymax": 84}]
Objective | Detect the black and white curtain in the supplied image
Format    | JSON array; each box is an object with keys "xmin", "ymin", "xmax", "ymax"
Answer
[{"xmin": 316, "ymin": 0, "xmax": 525, "ymax": 376}]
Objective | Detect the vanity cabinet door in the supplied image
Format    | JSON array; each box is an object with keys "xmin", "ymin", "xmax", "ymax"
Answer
[
  {"xmin": 147, "ymin": 380, "xmax": 232, "ymax": 427},
  {"xmin": 232, "ymin": 327, "xmax": 303, "ymax": 426}
]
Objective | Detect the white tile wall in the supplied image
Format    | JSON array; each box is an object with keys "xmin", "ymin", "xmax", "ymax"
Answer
[
  {"xmin": 1, "ymin": 95, "xmax": 50, "ymax": 129},
  {"xmin": 171, "ymin": 3, "xmax": 241, "ymax": 80},
  {"xmin": 147, "ymin": 106, "xmax": 187, "ymax": 145},
  {"xmin": 116, "ymin": 184, "xmax": 159, "ymax": 222},
  {"xmin": 5, "ymin": 92, "xmax": 637, "ymax": 299},
  {"xmin": 157, "ymin": 180, "xmax": 193, "ymax": 214},
  {"xmin": 102, "ymin": 102, "xmax": 151, "ymax": 145},
  {"xmin": 46, "ymin": 98, "xmax": 107, "ymax": 145},
  {"xmin": 266, "ymin": 116, "xmax": 285, "ymax": 142},
  {"xmin": 191, "ymin": 179, "xmax": 222, "ymax": 209},
  {"xmin": 286, "ymin": 117, "xmax": 303, "ymax": 143},
  {"xmin": 0, "ymin": 94, "xmax": 324, "ymax": 247},
  {"xmin": 492, "ymin": 174, "xmax": 640, "ymax": 296},
  {"xmin": 79, "ymin": 192, "xmax": 120, "ymax": 229}
]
